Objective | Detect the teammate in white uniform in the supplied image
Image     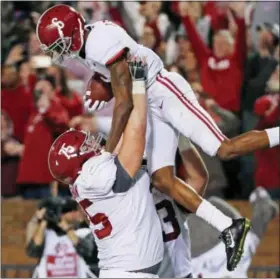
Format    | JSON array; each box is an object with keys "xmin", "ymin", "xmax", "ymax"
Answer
[
  {"xmin": 37, "ymin": 5, "xmax": 280, "ymax": 271},
  {"xmin": 153, "ymin": 189, "xmax": 192, "ymax": 278},
  {"xmin": 48, "ymin": 59, "xmax": 163, "ymax": 278},
  {"xmin": 72, "ymin": 116, "xmax": 202, "ymax": 278}
]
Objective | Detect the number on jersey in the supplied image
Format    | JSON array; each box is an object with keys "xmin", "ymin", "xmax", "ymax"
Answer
[
  {"xmin": 156, "ymin": 199, "xmax": 181, "ymax": 242},
  {"xmin": 79, "ymin": 199, "xmax": 112, "ymax": 239}
]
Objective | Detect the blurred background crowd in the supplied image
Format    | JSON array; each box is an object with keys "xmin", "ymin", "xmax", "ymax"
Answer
[{"xmin": 1, "ymin": 1, "xmax": 280, "ymax": 201}]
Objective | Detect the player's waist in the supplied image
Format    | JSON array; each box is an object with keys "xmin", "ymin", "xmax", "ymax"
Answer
[{"xmin": 147, "ymin": 68, "xmax": 169, "ymax": 90}]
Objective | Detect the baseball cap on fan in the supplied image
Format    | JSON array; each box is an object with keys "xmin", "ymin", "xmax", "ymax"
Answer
[{"xmin": 257, "ymin": 22, "xmax": 280, "ymax": 46}]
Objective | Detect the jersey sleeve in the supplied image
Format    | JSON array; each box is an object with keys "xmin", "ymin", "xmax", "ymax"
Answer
[
  {"xmin": 112, "ymin": 156, "xmax": 135, "ymax": 193},
  {"xmin": 86, "ymin": 22, "xmax": 128, "ymax": 66},
  {"xmin": 75, "ymin": 152, "xmax": 117, "ymax": 198},
  {"xmin": 75, "ymin": 152, "xmax": 136, "ymax": 199}
]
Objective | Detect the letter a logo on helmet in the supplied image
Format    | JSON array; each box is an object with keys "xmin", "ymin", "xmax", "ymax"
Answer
[
  {"xmin": 48, "ymin": 129, "xmax": 104, "ymax": 185},
  {"xmin": 36, "ymin": 4, "xmax": 85, "ymax": 63},
  {"xmin": 52, "ymin": 18, "xmax": 65, "ymax": 34}
]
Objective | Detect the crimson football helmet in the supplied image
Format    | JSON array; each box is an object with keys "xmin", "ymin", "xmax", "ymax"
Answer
[
  {"xmin": 48, "ymin": 129, "xmax": 103, "ymax": 185},
  {"xmin": 36, "ymin": 4, "xmax": 85, "ymax": 63}
]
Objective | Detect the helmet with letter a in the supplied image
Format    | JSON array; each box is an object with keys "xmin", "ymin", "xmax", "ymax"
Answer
[
  {"xmin": 36, "ymin": 4, "xmax": 86, "ymax": 63},
  {"xmin": 48, "ymin": 129, "xmax": 104, "ymax": 185}
]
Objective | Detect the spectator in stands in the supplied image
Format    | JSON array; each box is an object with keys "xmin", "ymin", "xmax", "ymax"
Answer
[
  {"xmin": 166, "ymin": 63, "xmax": 187, "ymax": 79},
  {"xmin": 17, "ymin": 75, "xmax": 69, "ymax": 199},
  {"xmin": 1, "ymin": 111, "xmax": 24, "ymax": 197},
  {"xmin": 139, "ymin": 25, "xmax": 157, "ymax": 52},
  {"xmin": 241, "ymin": 26, "xmax": 278, "ymax": 196},
  {"xmin": 180, "ymin": 4, "xmax": 247, "ymax": 112},
  {"xmin": 178, "ymin": 2, "xmax": 211, "ymax": 45},
  {"xmin": 46, "ymin": 65, "xmax": 83, "ymax": 119},
  {"xmin": 177, "ymin": 50, "xmax": 200, "ymax": 83},
  {"xmin": 203, "ymin": 2, "xmax": 229, "ymax": 32},
  {"xmin": 26, "ymin": 196, "xmax": 97, "ymax": 278},
  {"xmin": 28, "ymin": 31, "xmax": 42, "ymax": 56},
  {"xmin": 251, "ymin": 2, "xmax": 280, "ymax": 49},
  {"xmin": 190, "ymin": 187, "xmax": 279, "ymax": 278},
  {"xmin": 19, "ymin": 61, "xmax": 37, "ymax": 93},
  {"xmin": 242, "ymin": 24, "xmax": 279, "ymax": 126},
  {"xmin": 1, "ymin": 64, "xmax": 33, "ymax": 143},
  {"xmin": 254, "ymin": 65, "xmax": 280, "ymax": 199}
]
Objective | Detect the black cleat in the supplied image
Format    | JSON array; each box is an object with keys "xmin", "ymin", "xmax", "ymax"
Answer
[{"xmin": 219, "ymin": 218, "xmax": 251, "ymax": 271}]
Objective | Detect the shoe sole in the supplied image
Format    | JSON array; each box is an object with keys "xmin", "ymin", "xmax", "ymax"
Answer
[{"xmin": 230, "ymin": 218, "xmax": 251, "ymax": 271}]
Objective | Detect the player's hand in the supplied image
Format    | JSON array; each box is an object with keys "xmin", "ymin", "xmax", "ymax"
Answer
[
  {"xmin": 83, "ymin": 91, "xmax": 107, "ymax": 112},
  {"xmin": 128, "ymin": 57, "xmax": 148, "ymax": 82}
]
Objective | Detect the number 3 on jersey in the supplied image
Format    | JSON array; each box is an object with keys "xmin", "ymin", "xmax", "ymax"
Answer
[
  {"xmin": 156, "ymin": 199, "xmax": 181, "ymax": 242},
  {"xmin": 79, "ymin": 199, "xmax": 112, "ymax": 239}
]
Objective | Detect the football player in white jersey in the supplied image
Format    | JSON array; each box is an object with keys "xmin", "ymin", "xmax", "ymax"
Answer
[
  {"xmin": 37, "ymin": 5, "xmax": 280, "ymax": 271},
  {"xmin": 48, "ymin": 59, "xmax": 164, "ymax": 278}
]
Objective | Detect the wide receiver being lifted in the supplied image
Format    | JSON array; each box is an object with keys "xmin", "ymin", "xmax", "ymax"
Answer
[{"xmin": 37, "ymin": 5, "xmax": 280, "ymax": 271}]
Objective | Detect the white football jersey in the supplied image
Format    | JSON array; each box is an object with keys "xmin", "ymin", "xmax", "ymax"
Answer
[
  {"xmin": 84, "ymin": 20, "xmax": 164, "ymax": 88},
  {"xmin": 152, "ymin": 188, "xmax": 192, "ymax": 278},
  {"xmin": 71, "ymin": 152, "xmax": 163, "ymax": 272}
]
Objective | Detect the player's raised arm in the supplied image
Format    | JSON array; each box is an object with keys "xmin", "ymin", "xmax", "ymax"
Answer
[
  {"xmin": 106, "ymin": 55, "xmax": 133, "ymax": 153},
  {"xmin": 117, "ymin": 58, "xmax": 147, "ymax": 178}
]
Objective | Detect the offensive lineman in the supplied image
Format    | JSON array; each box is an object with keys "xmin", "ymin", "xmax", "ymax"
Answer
[
  {"xmin": 37, "ymin": 5, "xmax": 279, "ymax": 270},
  {"xmin": 48, "ymin": 59, "xmax": 164, "ymax": 278}
]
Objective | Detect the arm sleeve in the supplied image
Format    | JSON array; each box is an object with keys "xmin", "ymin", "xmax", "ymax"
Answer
[
  {"xmin": 232, "ymin": 18, "xmax": 247, "ymax": 68},
  {"xmin": 76, "ymin": 152, "xmax": 117, "ymax": 197},
  {"xmin": 181, "ymin": 16, "xmax": 210, "ymax": 66},
  {"xmin": 86, "ymin": 24, "xmax": 129, "ymax": 66},
  {"xmin": 112, "ymin": 156, "xmax": 135, "ymax": 193}
]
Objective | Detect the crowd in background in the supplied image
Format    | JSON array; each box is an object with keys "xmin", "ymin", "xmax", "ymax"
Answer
[{"xmin": 1, "ymin": 1, "xmax": 280, "ymax": 200}]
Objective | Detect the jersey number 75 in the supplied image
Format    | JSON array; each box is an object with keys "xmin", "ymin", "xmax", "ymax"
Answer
[{"xmin": 79, "ymin": 199, "xmax": 112, "ymax": 239}]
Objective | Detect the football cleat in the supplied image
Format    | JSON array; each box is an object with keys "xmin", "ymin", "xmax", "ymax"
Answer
[{"xmin": 219, "ymin": 218, "xmax": 251, "ymax": 271}]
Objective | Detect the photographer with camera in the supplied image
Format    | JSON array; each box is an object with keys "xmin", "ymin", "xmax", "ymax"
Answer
[{"xmin": 26, "ymin": 197, "xmax": 98, "ymax": 278}]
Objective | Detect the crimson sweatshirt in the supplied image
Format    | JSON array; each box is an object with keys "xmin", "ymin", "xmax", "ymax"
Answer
[{"xmin": 182, "ymin": 16, "xmax": 246, "ymax": 112}]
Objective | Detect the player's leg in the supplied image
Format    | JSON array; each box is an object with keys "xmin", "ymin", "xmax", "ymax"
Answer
[
  {"xmin": 156, "ymin": 71, "xmax": 279, "ymax": 160},
  {"xmin": 178, "ymin": 136, "xmax": 209, "ymax": 196},
  {"xmin": 147, "ymin": 112, "xmax": 250, "ymax": 271},
  {"xmin": 153, "ymin": 72, "xmax": 252, "ymax": 271},
  {"xmin": 146, "ymin": 112, "xmax": 205, "ymax": 212}
]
